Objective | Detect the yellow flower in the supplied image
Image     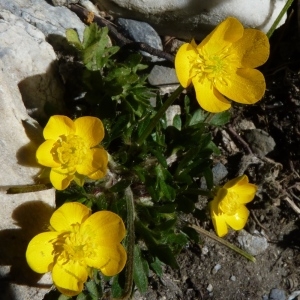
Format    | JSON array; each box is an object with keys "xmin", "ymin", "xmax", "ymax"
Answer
[
  {"xmin": 26, "ymin": 202, "xmax": 127, "ymax": 296},
  {"xmin": 209, "ymin": 175, "xmax": 257, "ymax": 237},
  {"xmin": 36, "ymin": 115, "xmax": 108, "ymax": 190},
  {"xmin": 175, "ymin": 17, "xmax": 270, "ymax": 113}
]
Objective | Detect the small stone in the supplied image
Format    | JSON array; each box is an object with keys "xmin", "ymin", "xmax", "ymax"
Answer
[
  {"xmin": 212, "ymin": 264, "xmax": 221, "ymax": 275},
  {"xmin": 244, "ymin": 129, "xmax": 276, "ymax": 156},
  {"xmin": 116, "ymin": 18, "xmax": 163, "ymax": 62},
  {"xmin": 207, "ymin": 284, "xmax": 213, "ymax": 292},
  {"xmin": 201, "ymin": 246, "xmax": 209, "ymax": 255},
  {"xmin": 269, "ymin": 288, "xmax": 286, "ymax": 300},
  {"xmin": 148, "ymin": 65, "xmax": 179, "ymax": 86},
  {"xmin": 230, "ymin": 275, "xmax": 236, "ymax": 282},
  {"xmin": 237, "ymin": 230, "xmax": 268, "ymax": 256}
]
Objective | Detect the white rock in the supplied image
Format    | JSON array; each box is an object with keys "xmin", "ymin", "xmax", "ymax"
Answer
[
  {"xmin": 0, "ymin": 9, "xmax": 65, "ymax": 121},
  {"xmin": 97, "ymin": 0, "xmax": 287, "ymax": 40}
]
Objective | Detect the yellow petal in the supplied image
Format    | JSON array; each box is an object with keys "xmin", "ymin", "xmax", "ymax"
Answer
[
  {"xmin": 36, "ymin": 140, "xmax": 61, "ymax": 168},
  {"xmin": 74, "ymin": 116, "xmax": 105, "ymax": 147},
  {"xmin": 199, "ymin": 17, "xmax": 244, "ymax": 53},
  {"xmin": 52, "ymin": 259, "xmax": 88, "ymax": 296},
  {"xmin": 232, "ymin": 28, "xmax": 270, "ymax": 68},
  {"xmin": 50, "ymin": 202, "xmax": 91, "ymax": 232},
  {"xmin": 175, "ymin": 42, "xmax": 198, "ymax": 88},
  {"xmin": 209, "ymin": 199, "xmax": 228, "ymax": 237},
  {"xmin": 216, "ymin": 68, "xmax": 266, "ymax": 104},
  {"xmin": 93, "ymin": 244, "xmax": 127, "ymax": 276},
  {"xmin": 26, "ymin": 231, "xmax": 59, "ymax": 273},
  {"xmin": 81, "ymin": 211, "xmax": 126, "ymax": 244},
  {"xmin": 192, "ymin": 77, "xmax": 231, "ymax": 112},
  {"xmin": 76, "ymin": 148, "xmax": 108, "ymax": 180},
  {"xmin": 43, "ymin": 115, "xmax": 75, "ymax": 140},
  {"xmin": 50, "ymin": 168, "xmax": 74, "ymax": 190},
  {"xmin": 226, "ymin": 177, "xmax": 257, "ymax": 204},
  {"xmin": 224, "ymin": 205, "xmax": 249, "ymax": 230}
]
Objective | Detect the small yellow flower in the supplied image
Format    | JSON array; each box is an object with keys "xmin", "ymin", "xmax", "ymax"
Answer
[
  {"xmin": 175, "ymin": 17, "xmax": 270, "ymax": 113},
  {"xmin": 209, "ymin": 175, "xmax": 257, "ymax": 237},
  {"xmin": 26, "ymin": 202, "xmax": 127, "ymax": 296},
  {"xmin": 36, "ymin": 115, "xmax": 108, "ymax": 190}
]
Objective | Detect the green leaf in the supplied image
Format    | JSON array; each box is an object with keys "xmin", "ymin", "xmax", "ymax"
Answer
[
  {"xmin": 189, "ymin": 109, "xmax": 206, "ymax": 126},
  {"xmin": 133, "ymin": 245, "xmax": 149, "ymax": 294},
  {"xmin": 208, "ymin": 111, "xmax": 231, "ymax": 126},
  {"xmin": 66, "ymin": 28, "xmax": 82, "ymax": 50},
  {"xmin": 173, "ymin": 114, "xmax": 182, "ymax": 130},
  {"xmin": 85, "ymin": 280, "xmax": 100, "ymax": 300},
  {"xmin": 109, "ymin": 180, "xmax": 131, "ymax": 193},
  {"xmin": 150, "ymin": 257, "xmax": 163, "ymax": 277}
]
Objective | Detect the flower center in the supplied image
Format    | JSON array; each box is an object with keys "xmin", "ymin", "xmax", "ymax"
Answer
[
  {"xmin": 191, "ymin": 46, "xmax": 239, "ymax": 86},
  {"xmin": 52, "ymin": 134, "xmax": 88, "ymax": 173},
  {"xmin": 53, "ymin": 224, "xmax": 95, "ymax": 265},
  {"xmin": 218, "ymin": 191, "xmax": 240, "ymax": 216}
]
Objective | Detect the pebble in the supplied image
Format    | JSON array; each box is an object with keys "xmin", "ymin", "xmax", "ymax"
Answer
[
  {"xmin": 244, "ymin": 129, "xmax": 276, "ymax": 156},
  {"xmin": 269, "ymin": 288, "xmax": 286, "ymax": 300},
  {"xmin": 230, "ymin": 275, "xmax": 236, "ymax": 282},
  {"xmin": 237, "ymin": 230, "xmax": 268, "ymax": 256},
  {"xmin": 116, "ymin": 18, "xmax": 164, "ymax": 62},
  {"xmin": 207, "ymin": 284, "xmax": 213, "ymax": 292},
  {"xmin": 212, "ymin": 264, "xmax": 221, "ymax": 275},
  {"xmin": 148, "ymin": 65, "xmax": 179, "ymax": 86}
]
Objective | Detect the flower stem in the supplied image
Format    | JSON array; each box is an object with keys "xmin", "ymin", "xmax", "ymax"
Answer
[
  {"xmin": 190, "ymin": 224, "xmax": 256, "ymax": 262},
  {"xmin": 266, "ymin": 0, "xmax": 294, "ymax": 38},
  {"xmin": 137, "ymin": 85, "xmax": 184, "ymax": 145},
  {"xmin": 116, "ymin": 186, "xmax": 135, "ymax": 300}
]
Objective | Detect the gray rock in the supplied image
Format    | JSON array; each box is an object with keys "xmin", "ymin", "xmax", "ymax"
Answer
[
  {"xmin": 96, "ymin": 0, "xmax": 287, "ymax": 40},
  {"xmin": 237, "ymin": 230, "xmax": 268, "ymax": 256},
  {"xmin": 116, "ymin": 18, "xmax": 163, "ymax": 62},
  {"xmin": 244, "ymin": 129, "xmax": 276, "ymax": 156},
  {"xmin": 269, "ymin": 288, "xmax": 287, "ymax": 300},
  {"xmin": 0, "ymin": 0, "xmax": 85, "ymax": 45},
  {"xmin": 148, "ymin": 65, "xmax": 179, "ymax": 86}
]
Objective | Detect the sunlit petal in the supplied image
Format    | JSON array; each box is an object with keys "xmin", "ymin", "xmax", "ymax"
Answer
[
  {"xmin": 76, "ymin": 148, "xmax": 108, "ymax": 180},
  {"xmin": 175, "ymin": 42, "xmax": 198, "ymax": 88},
  {"xmin": 74, "ymin": 116, "xmax": 105, "ymax": 147},
  {"xmin": 216, "ymin": 68, "xmax": 265, "ymax": 104},
  {"xmin": 36, "ymin": 140, "xmax": 60, "ymax": 168},
  {"xmin": 52, "ymin": 259, "xmax": 88, "ymax": 296},
  {"xmin": 81, "ymin": 211, "xmax": 126, "ymax": 244},
  {"xmin": 224, "ymin": 205, "xmax": 250, "ymax": 230},
  {"xmin": 26, "ymin": 232, "xmax": 59, "ymax": 273},
  {"xmin": 192, "ymin": 77, "xmax": 231, "ymax": 113},
  {"xmin": 43, "ymin": 115, "xmax": 75, "ymax": 140},
  {"xmin": 210, "ymin": 199, "xmax": 228, "ymax": 237},
  {"xmin": 50, "ymin": 169, "xmax": 74, "ymax": 191},
  {"xmin": 199, "ymin": 17, "xmax": 244, "ymax": 52},
  {"xmin": 50, "ymin": 202, "xmax": 91, "ymax": 232},
  {"xmin": 232, "ymin": 29, "xmax": 270, "ymax": 68}
]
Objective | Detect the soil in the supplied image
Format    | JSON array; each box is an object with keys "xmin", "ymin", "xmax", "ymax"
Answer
[{"xmin": 51, "ymin": 3, "xmax": 300, "ymax": 300}]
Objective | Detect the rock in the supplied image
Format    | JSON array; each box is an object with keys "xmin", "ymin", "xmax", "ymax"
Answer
[
  {"xmin": 244, "ymin": 129, "xmax": 276, "ymax": 156},
  {"xmin": 269, "ymin": 288, "xmax": 287, "ymax": 300},
  {"xmin": 237, "ymin": 230, "xmax": 269, "ymax": 256},
  {"xmin": 148, "ymin": 65, "xmax": 179, "ymax": 86},
  {"xmin": 0, "ymin": 0, "xmax": 85, "ymax": 47},
  {"xmin": 116, "ymin": 18, "xmax": 163, "ymax": 62},
  {"xmin": 0, "ymin": 9, "xmax": 65, "ymax": 121},
  {"xmin": 96, "ymin": 0, "xmax": 287, "ymax": 40},
  {"xmin": 212, "ymin": 264, "xmax": 221, "ymax": 275}
]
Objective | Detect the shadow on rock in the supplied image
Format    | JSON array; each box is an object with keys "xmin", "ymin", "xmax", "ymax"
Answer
[{"xmin": 0, "ymin": 201, "xmax": 54, "ymax": 286}]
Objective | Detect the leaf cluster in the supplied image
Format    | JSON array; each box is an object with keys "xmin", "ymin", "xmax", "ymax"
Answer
[{"xmin": 56, "ymin": 24, "xmax": 231, "ymax": 298}]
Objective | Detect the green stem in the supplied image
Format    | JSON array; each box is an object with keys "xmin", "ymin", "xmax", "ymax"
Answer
[
  {"xmin": 137, "ymin": 85, "xmax": 184, "ymax": 145},
  {"xmin": 115, "ymin": 187, "xmax": 135, "ymax": 300},
  {"xmin": 266, "ymin": 0, "xmax": 294, "ymax": 38},
  {"xmin": 6, "ymin": 183, "xmax": 52, "ymax": 194},
  {"xmin": 190, "ymin": 224, "xmax": 256, "ymax": 262}
]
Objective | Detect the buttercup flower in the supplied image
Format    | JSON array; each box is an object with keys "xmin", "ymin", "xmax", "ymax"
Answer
[
  {"xmin": 175, "ymin": 17, "xmax": 270, "ymax": 113},
  {"xmin": 209, "ymin": 175, "xmax": 257, "ymax": 237},
  {"xmin": 36, "ymin": 115, "xmax": 108, "ymax": 190},
  {"xmin": 26, "ymin": 202, "xmax": 127, "ymax": 296}
]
